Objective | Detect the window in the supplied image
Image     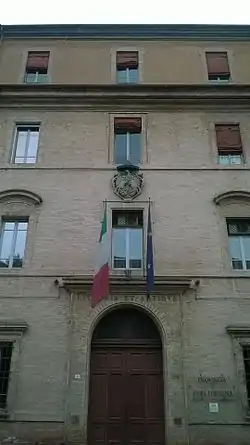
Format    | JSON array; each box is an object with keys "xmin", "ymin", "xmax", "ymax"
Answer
[
  {"xmin": 215, "ymin": 124, "xmax": 243, "ymax": 165},
  {"xmin": 12, "ymin": 125, "xmax": 40, "ymax": 164},
  {"xmin": 242, "ymin": 346, "xmax": 250, "ymax": 408},
  {"xmin": 114, "ymin": 118, "xmax": 141, "ymax": 165},
  {"xmin": 112, "ymin": 210, "xmax": 143, "ymax": 269},
  {"xmin": 0, "ymin": 220, "xmax": 28, "ymax": 268},
  {"xmin": 24, "ymin": 51, "xmax": 49, "ymax": 84},
  {"xmin": 116, "ymin": 51, "xmax": 139, "ymax": 84},
  {"xmin": 227, "ymin": 219, "xmax": 250, "ymax": 270},
  {"xmin": 0, "ymin": 343, "xmax": 12, "ymax": 410},
  {"xmin": 206, "ymin": 52, "xmax": 230, "ymax": 81}
]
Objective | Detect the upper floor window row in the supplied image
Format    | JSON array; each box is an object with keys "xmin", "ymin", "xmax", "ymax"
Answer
[{"xmin": 23, "ymin": 50, "xmax": 232, "ymax": 84}]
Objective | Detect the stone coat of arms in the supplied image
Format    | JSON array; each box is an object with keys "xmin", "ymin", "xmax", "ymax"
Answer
[{"xmin": 111, "ymin": 168, "xmax": 144, "ymax": 201}]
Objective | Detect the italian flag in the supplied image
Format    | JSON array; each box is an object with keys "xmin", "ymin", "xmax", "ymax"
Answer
[{"xmin": 91, "ymin": 204, "xmax": 109, "ymax": 307}]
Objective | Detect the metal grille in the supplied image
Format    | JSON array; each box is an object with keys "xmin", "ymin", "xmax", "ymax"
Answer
[
  {"xmin": 0, "ymin": 343, "xmax": 13, "ymax": 409},
  {"xmin": 227, "ymin": 219, "xmax": 250, "ymax": 236},
  {"xmin": 243, "ymin": 346, "xmax": 250, "ymax": 408}
]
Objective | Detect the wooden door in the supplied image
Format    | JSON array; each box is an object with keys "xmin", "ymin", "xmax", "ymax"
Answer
[{"xmin": 88, "ymin": 309, "xmax": 165, "ymax": 445}]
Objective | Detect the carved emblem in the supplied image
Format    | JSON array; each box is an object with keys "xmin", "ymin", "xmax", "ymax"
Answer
[{"xmin": 112, "ymin": 168, "xmax": 144, "ymax": 201}]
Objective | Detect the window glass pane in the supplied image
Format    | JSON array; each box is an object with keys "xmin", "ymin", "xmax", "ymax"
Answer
[
  {"xmin": 15, "ymin": 131, "xmax": 27, "ymax": 158},
  {"xmin": 26, "ymin": 157, "xmax": 37, "ymax": 164},
  {"xmin": 230, "ymin": 155, "xmax": 242, "ymax": 165},
  {"xmin": 17, "ymin": 222, "xmax": 28, "ymax": 231},
  {"xmin": 129, "ymin": 228, "xmax": 142, "ymax": 269},
  {"xmin": 0, "ymin": 228, "xmax": 14, "ymax": 266},
  {"xmin": 13, "ymin": 228, "xmax": 27, "ymax": 267},
  {"xmin": 229, "ymin": 237, "xmax": 243, "ymax": 269},
  {"xmin": 128, "ymin": 68, "xmax": 139, "ymax": 83},
  {"xmin": 242, "ymin": 237, "xmax": 250, "ymax": 270},
  {"xmin": 24, "ymin": 73, "xmax": 37, "ymax": 83},
  {"xmin": 27, "ymin": 131, "xmax": 39, "ymax": 158},
  {"xmin": 112, "ymin": 228, "xmax": 126, "ymax": 268},
  {"xmin": 4, "ymin": 222, "xmax": 15, "ymax": 231},
  {"xmin": 219, "ymin": 155, "xmax": 230, "ymax": 165},
  {"xmin": 115, "ymin": 133, "xmax": 127, "ymax": 165},
  {"xmin": 116, "ymin": 69, "xmax": 127, "ymax": 84},
  {"xmin": 129, "ymin": 133, "xmax": 141, "ymax": 165}
]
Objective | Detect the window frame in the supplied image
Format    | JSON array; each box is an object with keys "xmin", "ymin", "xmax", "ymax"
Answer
[
  {"xmin": 11, "ymin": 124, "xmax": 40, "ymax": 165},
  {"xmin": 226, "ymin": 327, "xmax": 250, "ymax": 417},
  {"xmin": 0, "ymin": 342, "xmax": 13, "ymax": 411},
  {"xmin": 110, "ymin": 114, "xmax": 147, "ymax": 165},
  {"xmin": 205, "ymin": 51, "xmax": 231, "ymax": 82},
  {"xmin": 227, "ymin": 219, "xmax": 250, "ymax": 271},
  {"xmin": 111, "ymin": 209, "xmax": 144, "ymax": 271},
  {"xmin": 0, "ymin": 219, "xmax": 29, "ymax": 269}
]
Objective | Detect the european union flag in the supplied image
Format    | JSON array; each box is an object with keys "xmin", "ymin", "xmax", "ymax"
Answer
[{"xmin": 146, "ymin": 201, "xmax": 154, "ymax": 298}]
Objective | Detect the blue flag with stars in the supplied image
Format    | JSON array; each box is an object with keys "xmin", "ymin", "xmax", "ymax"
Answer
[{"xmin": 146, "ymin": 201, "xmax": 154, "ymax": 297}]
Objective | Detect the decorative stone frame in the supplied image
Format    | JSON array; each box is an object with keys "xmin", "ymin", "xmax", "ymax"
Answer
[
  {"xmin": 0, "ymin": 321, "xmax": 28, "ymax": 419},
  {"xmin": 19, "ymin": 47, "xmax": 53, "ymax": 84},
  {"xmin": 0, "ymin": 189, "xmax": 43, "ymax": 271},
  {"xmin": 226, "ymin": 325, "xmax": 250, "ymax": 419}
]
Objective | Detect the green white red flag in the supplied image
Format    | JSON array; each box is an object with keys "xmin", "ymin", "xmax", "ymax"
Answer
[{"xmin": 91, "ymin": 204, "xmax": 109, "ymax": 307}]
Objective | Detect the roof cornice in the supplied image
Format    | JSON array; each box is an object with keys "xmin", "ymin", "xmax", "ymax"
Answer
[
  {"xmin": 1, "ymin": 24, "xmax": 250, "ymax": 41},
  {"xmin": 1, "ymin": 84, "xmax": 250, "ymax": 111}
]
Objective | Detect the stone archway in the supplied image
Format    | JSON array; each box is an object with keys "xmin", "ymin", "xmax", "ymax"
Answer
[{"xmin": 87, "ymin": 307, "xmax": 165, "ymax": 445}]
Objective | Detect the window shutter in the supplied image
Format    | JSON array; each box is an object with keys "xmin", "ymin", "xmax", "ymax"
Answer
[
  {"xmin": 26, "ymin": 51, "xmax": 50, "ymax": 70},
  {"xmin": 215, "ymin": 124, "xmax": 242, "ymax": 153},
  {"xmin": 206, "ymin": 52, "xmax": 230, "ymax": 75},
  {"xmin": 114, "ymin": 117, "xmax": 141, "ymax": 133},
  {"xmin": 116, "ymin": 51, "xmax": 138, "ymax": 69}
]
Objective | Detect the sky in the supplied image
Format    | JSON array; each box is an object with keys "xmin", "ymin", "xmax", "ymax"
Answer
[{"xmin": 1, "ymin": 0, "xmax": 250, "ymax": 25}]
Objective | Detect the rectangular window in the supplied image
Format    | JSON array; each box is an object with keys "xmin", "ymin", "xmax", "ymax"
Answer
[
  {"xmin": 114, "ymin": 118, "xmax": 141, "ymax": 165},
  {"xmin": 206, "ymin": 52, "xmax": 230, "ymax": 81},
  {"xmin": 116, "ymin": 51, "xmax": 139, "ymax": 84},
  {"xmin": 0, "ymin": 343, "xmax": 13, "ymax": 410},
  {"xmin": 24, "ymin": 51, "xmax": 50, "ymax": 84},
  {"xmin": 227, "ymin": 219, "xmax": 250, "ymax": 270},
  {"xmin": 112, "ymin": 210, "xmax": 143, "ymax": 269},
  {"xmin": 12, "ymin": 125, "xmax": 40, "ymax": 164},
  {"xmin": 215, "ymin": 124, "xmax": 243, "ymax": 165},
  {"xmin": 0, "ymin": 220, "xmax": 28, "ymax": 268},
  {"xmin": 242, "ymin": 346, "xmax": 250, "ymax": 408}
]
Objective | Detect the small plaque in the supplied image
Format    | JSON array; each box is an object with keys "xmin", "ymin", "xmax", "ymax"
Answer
[{"xmin": 209, "ymin": 402, "xmax": 219, "ymax": 413}]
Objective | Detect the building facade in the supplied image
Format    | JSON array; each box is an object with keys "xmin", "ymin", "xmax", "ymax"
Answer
[{"xmin": 0, "ymin": 24, "xmax": 250, "ymax": 445}]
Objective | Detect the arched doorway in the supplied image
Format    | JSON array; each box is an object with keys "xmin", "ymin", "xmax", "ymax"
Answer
[{"xmin": 88, "ymin": 308, "xmax": 165, "ymax": 445}]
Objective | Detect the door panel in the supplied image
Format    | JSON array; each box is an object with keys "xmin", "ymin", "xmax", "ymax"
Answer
[{"xmin": 88, "ymin": 346, "xmax": 165, "ymax": 445}]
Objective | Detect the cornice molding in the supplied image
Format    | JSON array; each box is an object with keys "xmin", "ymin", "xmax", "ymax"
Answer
[
  {"xmin": 226, "ymin": 325, "xmax": 250, "ymax": 336},
  {"xmin": 0, "ymin": 321, "xmax": 28, "ymax": 333},
  {"xmin": 214, "ymin": 190, "xmax": 250, "ymax": 205},
  {"xmin": 62, "ymin": 275, "xmax": 192, "ymax": 296},
  {"xmin": 0, "ymin": 189, "xmax": 43, "ymax": 206},
  {"xmin": 2, "ymin": 24, "xmax": 250, "ymax": 41},
  {"xmin": 1, "ymin": 84, "xmax": 250, "ymax": 110}
]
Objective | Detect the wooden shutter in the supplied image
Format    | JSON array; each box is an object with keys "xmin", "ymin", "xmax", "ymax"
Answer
[
  {"xmin": 116, "ymin": 51, "xmax": 138, "ymax": 69},
  {"xmin": 26, "ymin": 51, "xmax": 50, "ymax": 70},
  {"xmin": 206, "ymin": 52, "xmax": 230, "ymax": 75},
  {"xmin": 215, "ymin": 124, "xmax": 242, "ymax": 153},
  {"xmin": 114, "ymin": 117, "xmax": 141, "ymax": 133}
]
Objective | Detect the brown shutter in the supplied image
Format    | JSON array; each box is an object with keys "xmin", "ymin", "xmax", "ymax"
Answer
[
  {"xmin": 116, "ymin": 51, "xmax": 138, "ymax": 69},
  {"xmin": 26, "ymin": 51, "xmax": 50, "ymax": 70},
  {"xmin": 206, "ymin": 52, "xmax": 230, "ymax": 75},
  {"xmin": 114, "ymin": 117, "xmax": 141, "ymax": 132},
  {"xmin": 215, "ymin": 124, "xmax": 242, "ymax": 153}
]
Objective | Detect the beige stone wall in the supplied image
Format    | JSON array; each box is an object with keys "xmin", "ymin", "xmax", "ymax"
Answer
[
  {"xmin": 0, "ymin": 39, "xmax": 250, "ymax": 84},
  {"xmin": 0, "ymin": 104, "xmax": 250, "ymax": 443}
]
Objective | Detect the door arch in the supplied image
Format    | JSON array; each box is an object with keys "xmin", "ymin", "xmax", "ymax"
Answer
[{"xmin": 88, "ymin": 307, "xmax": 165, "ymax": 445}]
